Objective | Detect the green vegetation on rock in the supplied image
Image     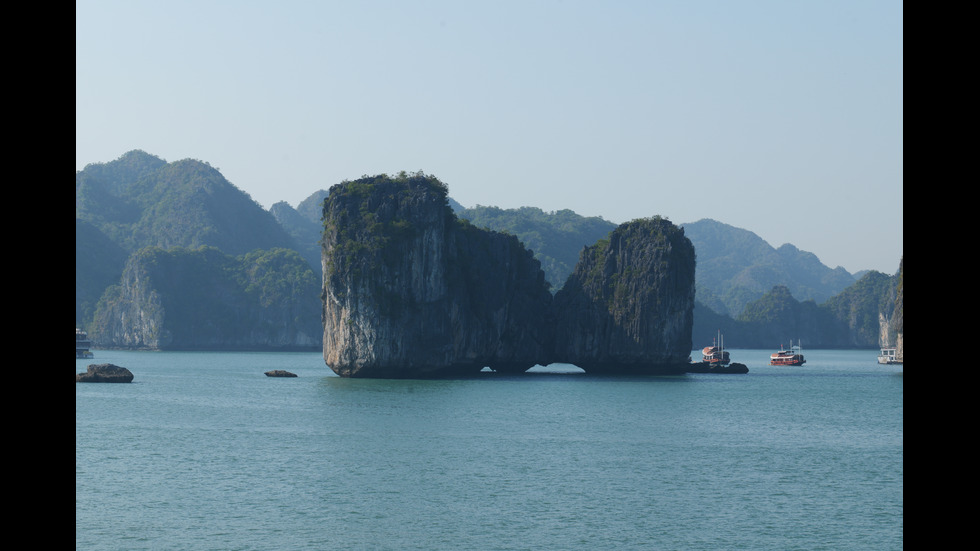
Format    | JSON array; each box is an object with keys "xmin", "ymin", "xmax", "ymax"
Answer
[
  {"xmin": 320, "ymin": 173, "xmax": 555, "ymax": 377},
  {"xmin": 456, "ymin": 205, "xmax": 616, "ymax": 291},
  {"xmin": 76, "ymin": 151, "xmax": 314, "ymax": 349},
  {"xmin": 92, "ymin": 246, "xmax": 320, "ymax": 350},
  {"xmin": 552, "ymin": 216, "xmax": 697, "ymax": 372}
]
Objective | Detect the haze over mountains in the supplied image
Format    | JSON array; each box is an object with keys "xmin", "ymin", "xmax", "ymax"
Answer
[{"xmin": 77, "ymin": 151, "xmax": 902, "ymax": 350}]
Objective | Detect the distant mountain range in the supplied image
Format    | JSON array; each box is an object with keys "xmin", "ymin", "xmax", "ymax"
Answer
[
  {"xmin": 680, "ymin": 219, "xmax": 860, "ymax": 317},
  {"xmin": 77, "ymin": 150, "xmax": 902, "ymax": 350}
]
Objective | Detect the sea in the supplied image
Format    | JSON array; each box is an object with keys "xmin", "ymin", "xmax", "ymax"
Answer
[{"xmin": 76, "ymin": 349, "xmax": 903, "ymax": 550}]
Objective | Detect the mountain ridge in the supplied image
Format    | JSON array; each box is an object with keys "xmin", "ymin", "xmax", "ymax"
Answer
[
  {"xmin": 680, "ymin": 218, "xmax": 858, "ymax": 316},
  {"xmin": 76, "ymin": 151, "xmax": 900, "ymax": 351}
]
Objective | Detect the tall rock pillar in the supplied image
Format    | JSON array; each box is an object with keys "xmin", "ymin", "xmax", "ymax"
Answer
[{"xmin": 551, "ymin": 217, "xmax": 696, "ymax": 374}]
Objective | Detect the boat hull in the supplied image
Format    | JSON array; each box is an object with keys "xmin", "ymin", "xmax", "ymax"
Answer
[
  {"xmin": 687, "ymin": 361, "xmax": 748, "ymax": 374},
  {"xmin": 770, "ymin": 358, "xmax": 805, "ymax": 366}
]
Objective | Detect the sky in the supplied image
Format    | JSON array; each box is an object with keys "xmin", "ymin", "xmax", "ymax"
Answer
[{"xmin": 76, "ymin": 0, "xmax": 902, "ymax": 275}]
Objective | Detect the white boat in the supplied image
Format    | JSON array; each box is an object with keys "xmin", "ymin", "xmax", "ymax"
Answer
[
  {"xmin": 877, "ymin": 348, "xmax": 901, "ymax": 365},
  {"xmin": 76, "ymin": 328, "xmax": 94, "ymax": 359}
]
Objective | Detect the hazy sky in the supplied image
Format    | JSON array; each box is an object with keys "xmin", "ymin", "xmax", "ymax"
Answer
[{"xmin": 76, "ymin": 0, "xmax": 902, "ymax": 275}]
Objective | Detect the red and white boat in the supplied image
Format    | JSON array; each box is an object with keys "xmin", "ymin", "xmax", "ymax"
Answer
[
  {"xmin": 770, "ymin": 340, "xmax": 805, "ymax": 366},
  {"xmin": 702, "ymin": 331, "xmax": 730, "ymax": 365}
]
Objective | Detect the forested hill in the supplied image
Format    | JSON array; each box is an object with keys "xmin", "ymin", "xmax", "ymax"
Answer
[
  {"xmin": 700, "ymin": 264, "xmax": 902, "ymax": 349},
  {"xmin": 92, "ymin": 246, "xmax": 321, "ymax": 350},
  {"xmin": 680, "ymin": 219, "xmax": 858, "ymax": 317},
  {"xmin": 76, "ymin": 150, "xmax": 317, "ymax": 343},
  {"xmin": 455, "ymin": 205, "xmax": 618, "ymax": 291},
  {"xmin": 272, "ymin": 188, "xmax": 331, "ymax": 272},
  {"xmin": 76, "ymin": 150, "xmax": 298, "ymax": 256}
]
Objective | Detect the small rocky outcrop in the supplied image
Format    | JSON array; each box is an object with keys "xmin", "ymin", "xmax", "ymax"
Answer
[
  {"xmin": 76, "ymin": 363, "xmax": 134, "ymax": 383},
  {"xmin": 264, "ymin": 370, "xmax": 297, "ymax": 377}
]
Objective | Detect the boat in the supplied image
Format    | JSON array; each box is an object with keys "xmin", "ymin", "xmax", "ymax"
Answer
[
  {"xmin": 701, "ymin": 331, "xmax": 731, "ymax": 365},
  {"xmin": 76, "ymin": 328, "xmax": 94, "ymax": 359},
  {"xmin": 769, "ymin": 340, "xmax": 805, "ymax": 366},
  {"xmin": 877, "ymin": 348, "xmax": 902, "ymax": 365}
]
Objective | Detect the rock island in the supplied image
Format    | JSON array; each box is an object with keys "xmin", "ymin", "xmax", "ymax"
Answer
[{"xmin": 321, "ymin": 173, "xmax": 695, "ymax": 378}]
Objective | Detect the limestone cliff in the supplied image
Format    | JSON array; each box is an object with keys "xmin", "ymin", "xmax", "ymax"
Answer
[
  {"xmin": 92, "ymin": 246, "xmax": 321, "ymax": 350},
  {"xmin": 894, "ymin": 258, "xmax": 903, "ymax": 361},
  {"xmin": 92, "ymin": 254, "xmax": 170, "ymax": 349},
  {"xmin": 551, "ymin": 217, "xmax": 696, "ymax": 374},
  {"xmin": 321, "ymin": 173, "xmax": 553, "ymax": 377},
  {"xmin": 882, "ymin": 257, "xmax": 903, "ymax": 361},
  {"xmin": 321, "ymin": 175, "xmax": 698, "ymax": 378}
]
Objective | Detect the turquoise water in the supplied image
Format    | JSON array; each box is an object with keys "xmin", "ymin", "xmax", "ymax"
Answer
[{"xmin": 76, "ymin": 349, "xmax": 902, "ymax": 550}]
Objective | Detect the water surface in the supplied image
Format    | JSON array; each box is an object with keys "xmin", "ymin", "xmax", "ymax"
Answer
[{"xmin": 77, "ymin": 349, "xmax": 902, "ymax": 550}]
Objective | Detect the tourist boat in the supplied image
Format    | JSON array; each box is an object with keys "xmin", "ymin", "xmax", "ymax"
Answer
[
  {"xmin": 769, "ymin": 340, "xmax": 805, "ymax": 366},
  {"xmin": 76, "ymin": 328, "xmax": 94, "ymax": 359},
  {"xmin": 877, "ymin": 348, "xmax": 901, "ymax": 365},
  {"xmin": 701, "ymin": 331, "xmax": 730, "ymax": 365}
]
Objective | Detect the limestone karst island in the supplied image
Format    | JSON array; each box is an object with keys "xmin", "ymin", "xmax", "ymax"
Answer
[{"xmin": 320, "ymin": 172, "xmax": 696, "ymax": 378}]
